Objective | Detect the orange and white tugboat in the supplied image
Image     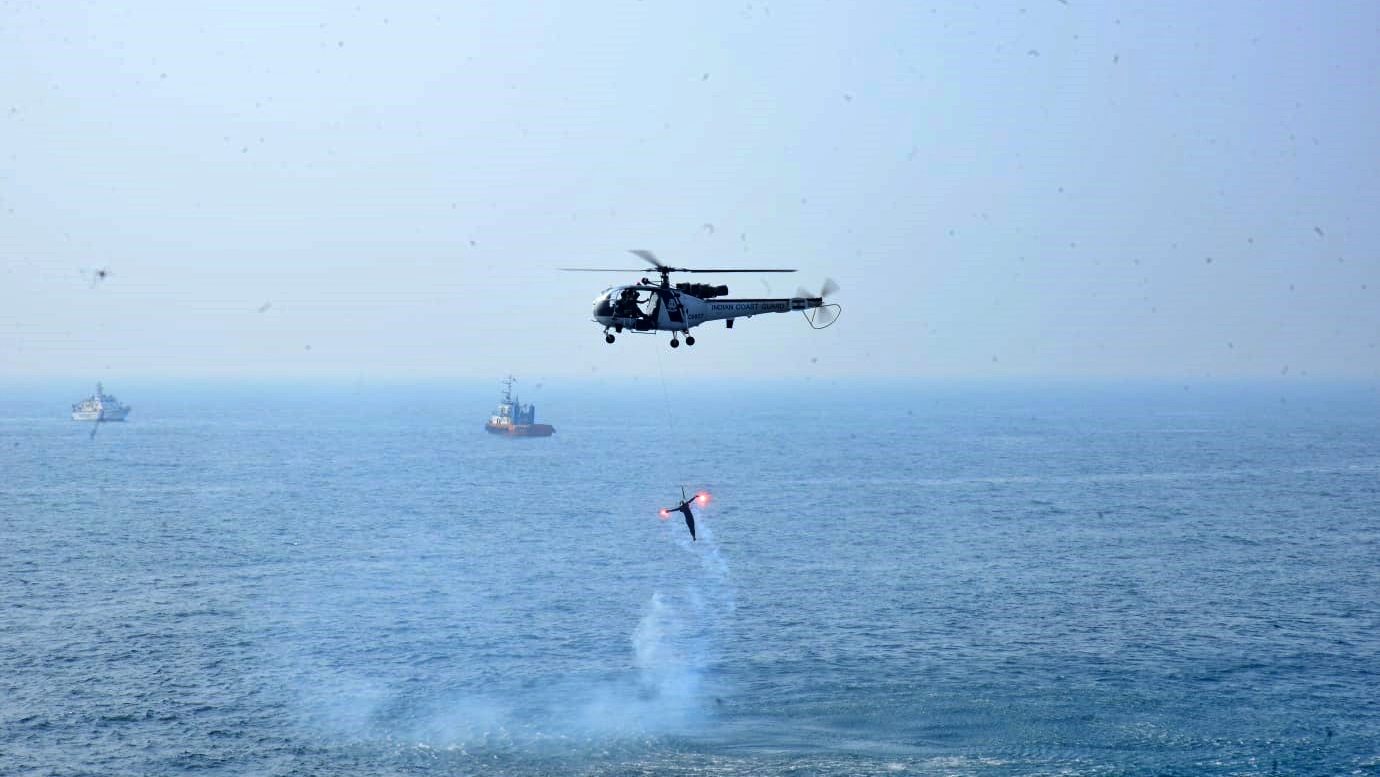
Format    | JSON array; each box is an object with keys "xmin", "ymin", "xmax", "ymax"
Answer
[{"xmin": 484, "ymin": 376, "xmax": 554, "ymax": 437}]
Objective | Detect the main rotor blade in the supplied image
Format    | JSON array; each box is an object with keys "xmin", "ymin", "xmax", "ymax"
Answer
[
  {"xmin": 630, "ymin": 249, "xmax": 798, "ymax": 274},
  {"xmin": 562, "ymin": 263, "xmax": 797, "ymax": 274},
  {"xmin": 683, "ymin": 268, "xmax": 796, "ymax": 273},
  {"xmin": 629, "ymin": 249, "xmax": 664, "ymax": 269}
]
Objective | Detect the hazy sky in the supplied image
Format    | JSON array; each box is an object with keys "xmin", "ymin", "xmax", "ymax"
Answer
[{"xmin": 3, "ymin": 1, "xmax": 1377, "ymax": 381}]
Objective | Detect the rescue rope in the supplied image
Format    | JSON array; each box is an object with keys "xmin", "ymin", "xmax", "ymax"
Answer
[{"xmin": 653, "ymin": 344, "xmax": 683, "ymax": 493}]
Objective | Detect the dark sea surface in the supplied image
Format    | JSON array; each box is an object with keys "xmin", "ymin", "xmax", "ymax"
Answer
[{"xmin": 2, "ymin": 378, "xmax": 1378, "ymax": 776}]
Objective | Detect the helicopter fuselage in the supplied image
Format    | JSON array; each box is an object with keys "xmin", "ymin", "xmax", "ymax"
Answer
[
  {"xmin": 592, "ymin": 285, "xmax": 813, "ymax": 334},
  {"xmin": 567, "ymin": 251, "xmax": 837, "ymax": 347}
]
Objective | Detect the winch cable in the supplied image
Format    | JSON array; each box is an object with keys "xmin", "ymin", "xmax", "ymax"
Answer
[{"xmin": 653, "ymin": 344, "xmax": 687, "ymax": 497}]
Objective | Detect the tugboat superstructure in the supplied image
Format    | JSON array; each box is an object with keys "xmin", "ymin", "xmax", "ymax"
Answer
[{"xmin": 484, "ymin": 376, "xmax": 554, "ymax": 437}]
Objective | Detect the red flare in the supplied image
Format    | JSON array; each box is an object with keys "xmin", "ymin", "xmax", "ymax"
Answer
[
  {"xmin": 695, "ymin": 492, "xmax": 710, "ymax": 506},
  {"xmin": 658, "ymin": 508, "xmax": 669, "ymax": 519}
]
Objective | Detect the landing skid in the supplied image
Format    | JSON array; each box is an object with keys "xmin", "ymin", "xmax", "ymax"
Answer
[{"xmin": 600, "ymin": 328, "xmax": 695, "ymax": 348}]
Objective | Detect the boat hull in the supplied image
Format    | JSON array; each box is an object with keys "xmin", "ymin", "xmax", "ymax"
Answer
[
  {"xmin": 484, "ymin": 422, "xmax": 554, "ymax": 437},
  {"xmin": 72, "ymin": 408, "xmax": 129, "ymax": 422}
]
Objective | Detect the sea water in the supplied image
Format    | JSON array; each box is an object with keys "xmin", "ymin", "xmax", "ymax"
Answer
[{"xmin": 2, "ymin": 379, "xmax": 1377, "ymax": 776}]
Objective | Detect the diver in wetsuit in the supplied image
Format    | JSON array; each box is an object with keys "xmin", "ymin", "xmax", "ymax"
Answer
[{"xmin": 662, "ymin": 494, "xmax": 698, "ymax": 541}]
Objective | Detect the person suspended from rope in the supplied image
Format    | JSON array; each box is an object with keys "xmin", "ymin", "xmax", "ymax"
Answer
[{"xmin": 660, "ymin": 488, "xmax": 708, "ymax": 541}]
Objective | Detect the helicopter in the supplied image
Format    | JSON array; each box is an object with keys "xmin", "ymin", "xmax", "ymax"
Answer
[{"xmin": 562, "ymin": 250, "xmax": 840, "ymax": 347}]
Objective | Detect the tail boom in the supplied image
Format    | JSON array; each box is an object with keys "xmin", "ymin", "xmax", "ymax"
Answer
[{"xmin": 697, "ymin": 296, "xmax": 822, "ymax": 323}]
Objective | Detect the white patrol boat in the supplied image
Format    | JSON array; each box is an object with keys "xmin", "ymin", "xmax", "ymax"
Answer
[{"xmin": 71, "ymin": 382, "xmax": 131, "ymax": 422}]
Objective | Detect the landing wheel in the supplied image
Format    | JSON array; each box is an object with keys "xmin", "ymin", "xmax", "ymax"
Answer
[
  {"xmin": 605, "ymin": 334, "xmax": 616, "ymax": 344},
  {"xmin": 685, "ymin": 335, "xmax": 695, "ymax": 346},
  {"xmin": 670, "ymin": 338, "xmax": 680, "ymax": 348}
]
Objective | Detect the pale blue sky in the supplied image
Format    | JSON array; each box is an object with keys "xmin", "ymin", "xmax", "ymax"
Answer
[{"xmin": 3, "ymin": 1, "xmax": 1377, "ymax": 381}]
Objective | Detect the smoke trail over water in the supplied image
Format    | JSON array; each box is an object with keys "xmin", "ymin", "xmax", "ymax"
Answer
[
  {"xmin": 578, "ymin": 524, "xmax": 739, "ymax": 737},
  {"xmin": 284, "ymin": 518, "xmax": 739, "ymax": 752}
]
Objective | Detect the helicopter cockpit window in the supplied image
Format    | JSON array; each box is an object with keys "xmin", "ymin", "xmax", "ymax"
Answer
[
  {"xmin": 594, "ymin": 289, "xmax": 616, "ymax": 317},
  {"xmin": 613, "ymin": 287, "xmax": 642, "ymax": 318}
]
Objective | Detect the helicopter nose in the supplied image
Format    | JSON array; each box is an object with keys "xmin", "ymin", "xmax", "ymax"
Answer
[{"xmin": 594, "ymin": 298, "xmax": 614, "ymax": 317}]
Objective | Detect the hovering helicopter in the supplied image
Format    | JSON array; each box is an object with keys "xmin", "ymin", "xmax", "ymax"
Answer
[{"xmin": 562, "ymin": 250, "xmax": 840, "ymax": 347}]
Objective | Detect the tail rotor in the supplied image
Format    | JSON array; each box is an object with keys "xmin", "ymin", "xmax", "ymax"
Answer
[{"xmin": 797, "ymin": 278, "xmax": 841, "ymax": 329}]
